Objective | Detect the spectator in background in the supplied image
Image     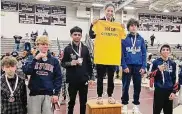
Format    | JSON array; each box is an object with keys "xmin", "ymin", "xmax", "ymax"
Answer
[
  {"xmin": 13, "ymin": 35, "xmax": 22, "ymax": 51},
  {"xmin": 43, "ymin": 29, "xmax": 48, "ymax": 36},
  {"xmin": 176, "ymin": 44, "xmax": 182, "ymax": 50},
  {"xmin": 145, "ymin": 40, "xmax": 148, "ymax": 51},
  {"xmin": 147, "ymin": 53, "xmax": 153, "ymax": 72},
  {"xmin": 5, "ymin": 52, "xmax": 11, "ymax": 56},
  {"xmin": 150, "ymin": 34, "xmax": 155, "ymax": 46},
  {"xmin": 58, "ymin": 51, "xmax": 67, "ymax": 105},
  {"xmin": 179, "ymin": 63, "xmax": 182, "ymax": 105},
  {"xmin": 1, "ymin": 56, "xmax": 27, "ymax": 114},
  {"xmin": 51, "ymin": 52, "xmax": 56, "ymax": 57},
  {"xmin": 11, "ymin": 51, "xmax": 19, "ymax": 58},
  {"xmin": 23, "ymin": 33, "xmax": 31, "ymax": 52},
  {"xmin": 31, "ymin": 31, "xmax": 38, "ymax": 47}
]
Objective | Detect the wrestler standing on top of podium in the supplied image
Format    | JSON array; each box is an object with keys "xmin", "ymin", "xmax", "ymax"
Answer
[{"xmin": 89, "ymin": 3, "xmax": 126, "ymax": 105}]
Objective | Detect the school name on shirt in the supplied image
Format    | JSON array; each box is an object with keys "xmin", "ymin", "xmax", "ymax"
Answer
[
  {"xmin": 34, "ymin": 62, "xmax": 54, "ymax": 73},
  {"xmin": 101, "ymin": 27, "xmax": 118, "ymax": 37}
]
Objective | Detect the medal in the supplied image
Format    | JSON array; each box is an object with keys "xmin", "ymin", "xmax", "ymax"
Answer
[
  {"xmin": 78, "ymin": 57, "xmax": 83, "ymax": 65},
  {"xmin": 8, "ymin": 96, "xmax": 15, "ymax": 102},
  {"xmin": 5, "ymin": 74, "xmax": 19, "ymax": 103},
  {"xmin": 131, "ymin": 34, "xmax": 137, "ymax": 54},
  {"xmin": 132, "ymin": 49, "xmax": 136, "ymax": 54},
  {"xmin": 161, "ymin": 61, "xmax": 170, "ymax": 85},
  {"xmin": 42, "ymin": 57, "xmax": 48, "ymax": 61}
]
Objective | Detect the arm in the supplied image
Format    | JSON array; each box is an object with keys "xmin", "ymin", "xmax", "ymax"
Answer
[
  {"xmin": 22, "ymin": 58, "xmax": 37, "ymax": 75},
  {"xmin": 172, "ymin": 62, "xmax": 177, "ymax": 85},
  {"xmin": 86, "ymin": 47, "xmax": 94, "ymax": 80},
  {"xmin": 121, "ymin": 41, "xmax": 127, "ymax": 69},
  {"xmin": 21, "ymin": 80, "xmax": 27, "ymax": 113},
  {"xmin": 171, "ymin": 62, "xmax": 179, "ymax": 94},
  {"xmin": 149, "ymin": 61, "xmax": 161, "ymax": 78},
  {"xmin": 61, "ymin": 47, "xmax": 72, "ymax": 68},
  {"xmin": 53, "ymin": 59, "xmax": 62, "ymax": 95},
  {"xmin": 89, "ymin": 24, "xmax": 96, "ymax": 39},
  {"xmin": 141, "ymin": 38, "xmax": 147, "ymax": 69}
]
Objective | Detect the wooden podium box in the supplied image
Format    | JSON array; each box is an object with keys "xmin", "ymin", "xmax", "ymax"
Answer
[{"xmin": 86, "ymin": 99, "xmax": 122, "ymax": 114}]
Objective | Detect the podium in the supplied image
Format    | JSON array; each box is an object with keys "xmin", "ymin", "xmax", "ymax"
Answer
[{"xmin": 86, "ymin": 99, "xmax": 122, "ymax": 114}]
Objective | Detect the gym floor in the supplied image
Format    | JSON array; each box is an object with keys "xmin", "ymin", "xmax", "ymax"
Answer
[{"xmin": 59, "ymin": 79, "xmax": 154, "ymax": 114}]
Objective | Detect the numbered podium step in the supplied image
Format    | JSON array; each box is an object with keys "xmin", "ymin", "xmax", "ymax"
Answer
[{"xmin": 86, "ymin": 99, "xmax": 122, "ymax": 114}]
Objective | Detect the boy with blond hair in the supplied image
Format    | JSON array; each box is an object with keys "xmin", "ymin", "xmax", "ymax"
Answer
[{"xmin": 23, "ymin": 36, "xmax": 62, "ymax": 114}]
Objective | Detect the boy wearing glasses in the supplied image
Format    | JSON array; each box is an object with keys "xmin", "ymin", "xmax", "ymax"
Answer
[
  {"xmin": 22, "ymin": 36, "xmax": 62, "ymax": 114},
  {"xmin": 61, "ymin": 26, "xmax": 94, "ymax": 114},
  {"xmin": 150, "ymin": 44, "xmax": 179, "ymax": 114}
]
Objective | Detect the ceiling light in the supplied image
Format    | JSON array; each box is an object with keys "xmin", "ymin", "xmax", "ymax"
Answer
[
  {"xmin": 177, "ymin": 2, "xmax": 182, "ymax": 5},
  {"xmin": 38, "ymin": 0, "xmax": 50, "ymax": 2},
  {"xmin": 124, "ymin": 6, "xmax": 135, "ymax": 10},
  {"xmin": 92, "ymin": 3, "xmax": 104, "ymax": 7},
  {"xmin": 163, "ymin": 9, "xmax": 169, "ymax": 13}
]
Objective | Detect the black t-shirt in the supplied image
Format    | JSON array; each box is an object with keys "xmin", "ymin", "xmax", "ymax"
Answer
[
  {"xmin": 31, "ymin": 32, "xmax": 38, "ymax": 41},
  {"xmin": 14, "ymin": 35, "xmax": 22, "ymax": 43}
]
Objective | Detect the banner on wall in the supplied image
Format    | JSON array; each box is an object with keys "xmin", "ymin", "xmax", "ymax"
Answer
[
  {"xmin": 1, "ymin": 1, "xmax": 18, "ymax": 12},
  {"xmin": 19, "ymin": 3, "xmax": 35, "ymax": 13},
  {"xmin": 138, "ymin": 13, "xmax": 182, "ymax": 32},
  {"xmin": 1, "ymin": 0, "xmax": 66, "ymax": 26},
  {"xmin": 19, "ymin": 13, "xmax": 35, "ymax": 24}
]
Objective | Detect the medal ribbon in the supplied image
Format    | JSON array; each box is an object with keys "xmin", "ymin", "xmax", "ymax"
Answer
[
  {"xmin": 131, "ymin": 34, "xmax": 137, "ymax": 49},
  {"xmin": 71, "ymin": 42, "xmax": 82, "ymax": 57},
  {"xmin": 5, "ymin": 74, "xmax": 19, "ymax": 97}
]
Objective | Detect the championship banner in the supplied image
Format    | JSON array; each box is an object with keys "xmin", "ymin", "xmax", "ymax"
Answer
[{"xmin": 93, "ymin": 20, "xmax": 126, "ymax": 65}]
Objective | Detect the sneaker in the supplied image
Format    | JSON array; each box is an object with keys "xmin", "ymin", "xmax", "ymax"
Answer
[
  {"xmin": 132, "ymin": 105, "xmax": 140, "ymax": 114},
  {"xmin": 96, "ymin": 97, "xmax": 103, "ymax": 105},
  {"xmin": 108, "ymin": 97, "xmax": 116, "ymax": 104},
  {"xmin": 122, "ymin": 105, "xmax": 128, "ymax": 114}
]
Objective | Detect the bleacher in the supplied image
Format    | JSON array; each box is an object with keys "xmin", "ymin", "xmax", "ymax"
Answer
[
  {"xmin": 1, "ymin": 36, "xmax": 181, "ymax": 59},
  {"xmin": 0, "ymin": 37, "xmax": 70, "ymax": 56},
  {"xmin": 1, "ymin": 35, "xmax": 91, "ymax": 56},
  {"xmin": 148, "ymin": 44, "xmax": 182, "ymax": 59}
]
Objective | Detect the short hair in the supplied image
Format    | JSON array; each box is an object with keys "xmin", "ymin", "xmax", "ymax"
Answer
[
  {"xmin": 160, "ymin": 44, "xmax": 171, "ymax": 53},
  {"xmin": 127, "ymin": 18, "xmax": 139, "ymax": 31},
  {"xmin": 70, "ymin": 26, "xmax": 82, "ymax": 35},
  {"xmin": 35, "ymin": 36, "xmax": 50, "ymax": 46},
  {"xmin": 1, "ymin": 56, "xmax": 18, "ymax": 67},
  {"xmin": 105, "ymin": 3, "xmax": 115, "ymax": 10}
]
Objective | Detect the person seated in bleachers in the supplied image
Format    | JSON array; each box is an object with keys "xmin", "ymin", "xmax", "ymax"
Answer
[{"xmin": 11, "ymin": 51, "xmax": 19, "ymax": 58}]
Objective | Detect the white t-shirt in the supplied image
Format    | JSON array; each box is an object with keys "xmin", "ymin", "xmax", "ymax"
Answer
[{"xmin": 23, "ymin": 36, "xmax": 31, "ymax": 43}]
